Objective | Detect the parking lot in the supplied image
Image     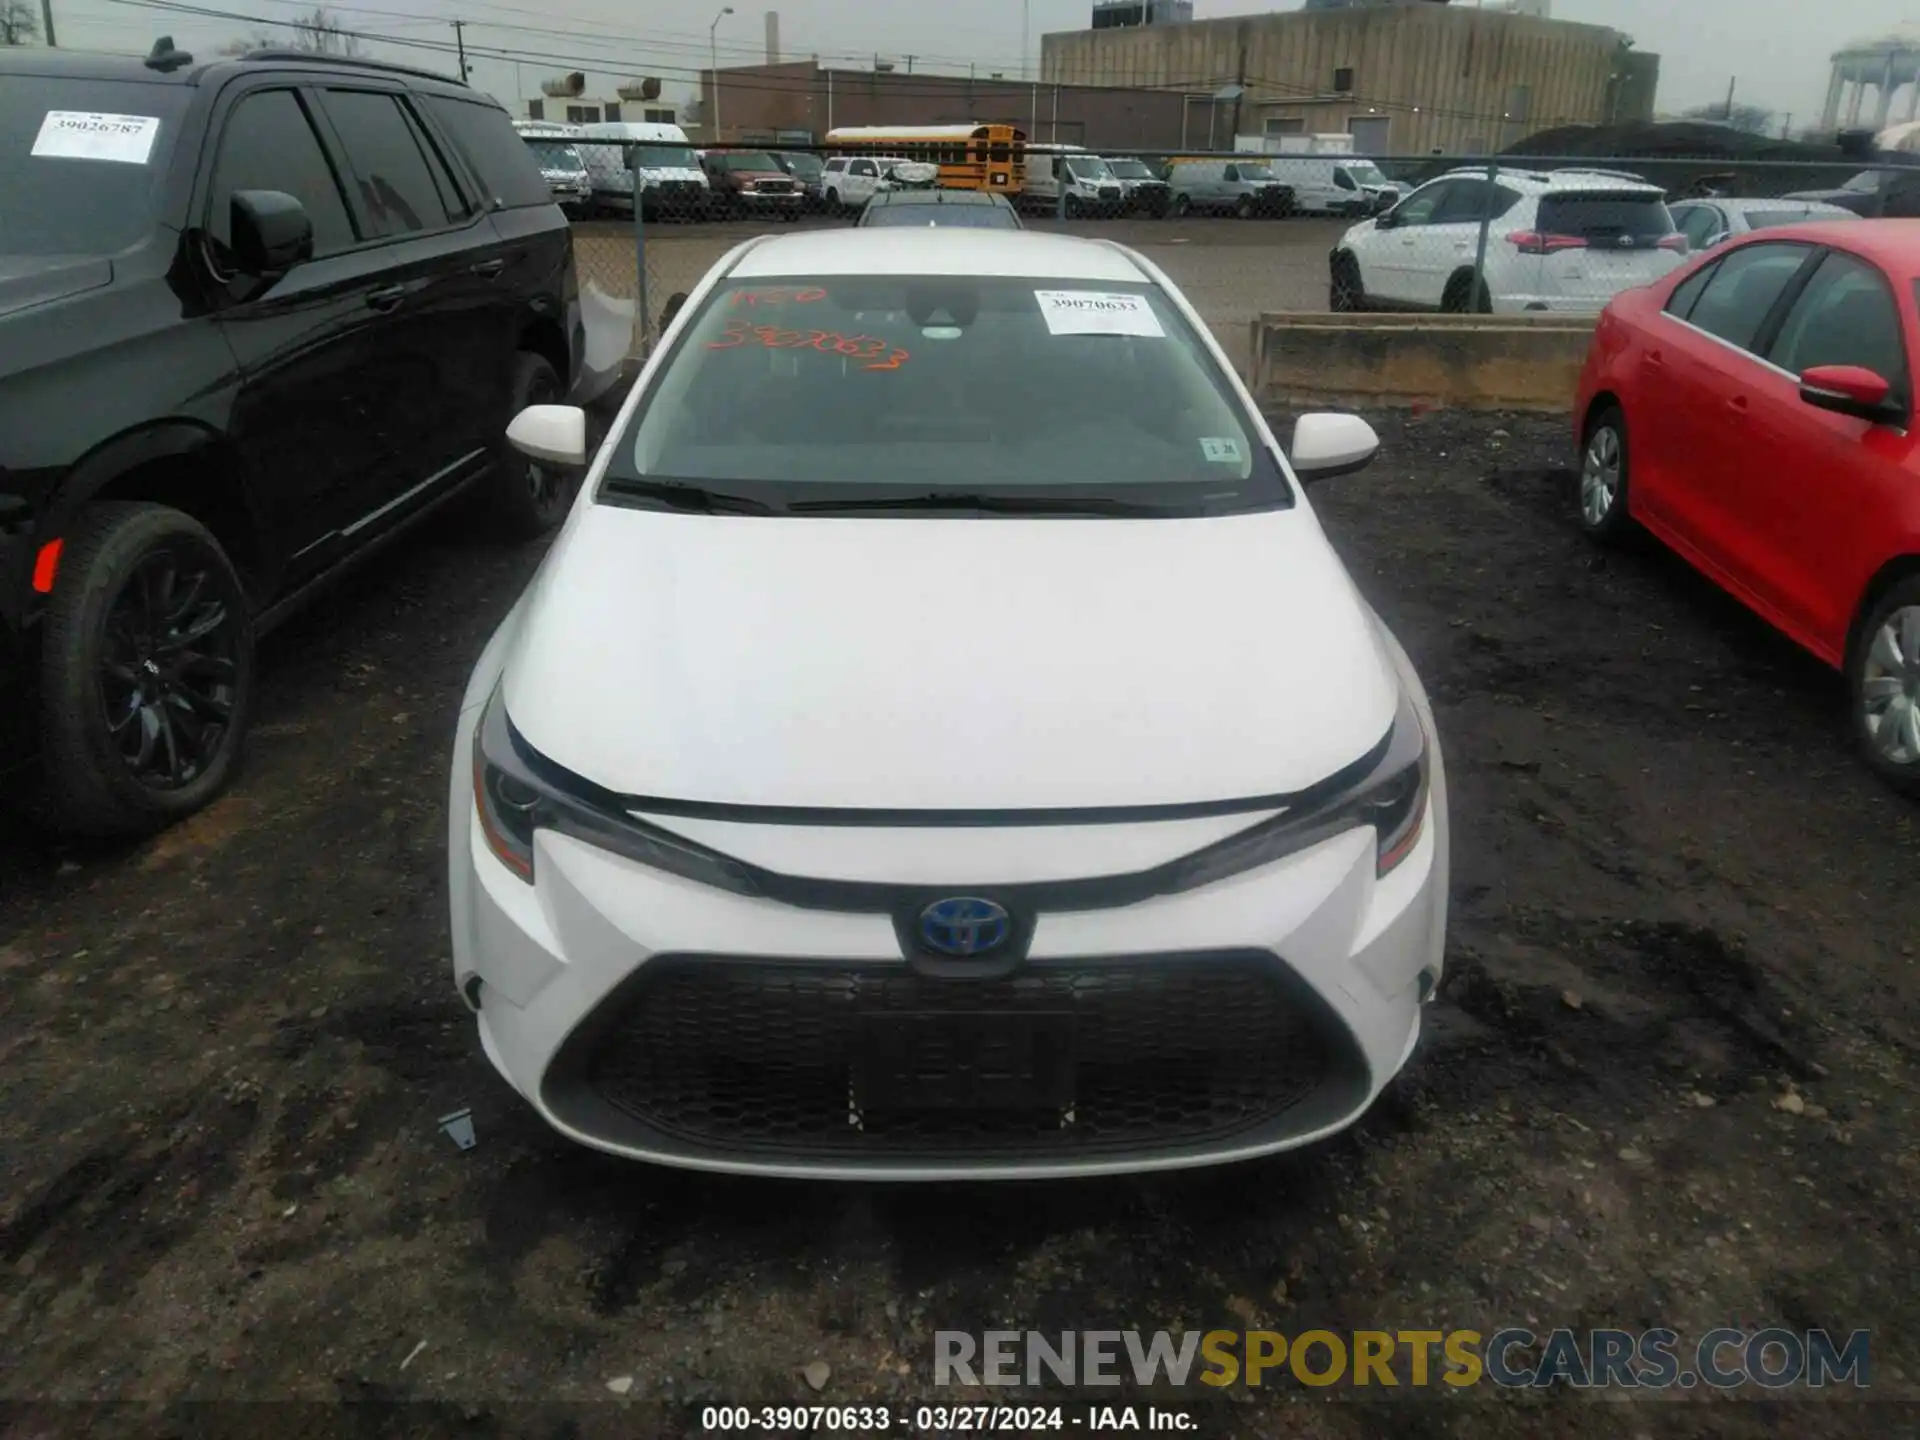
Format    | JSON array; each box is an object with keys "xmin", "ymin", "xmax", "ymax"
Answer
[
  {"xmin": 572, "ymin": 215, "xmax": 1350, "ymax": 356},
  {"xmin": 3, "ymin": 395, "xmax": 1915, "ymax": 1434}
]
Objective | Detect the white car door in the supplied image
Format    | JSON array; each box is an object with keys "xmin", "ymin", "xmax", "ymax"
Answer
[
  {"xmin": 1401, "ymin": 179, "xmax": 1497, "ymax": 308},
  {"xmin": 1362, "ymin": 180, "xmax": 1455, "ymax": 304},
  {"xmin": 847, "ymin": 158, "xmax": 879, "ymax": 205}
]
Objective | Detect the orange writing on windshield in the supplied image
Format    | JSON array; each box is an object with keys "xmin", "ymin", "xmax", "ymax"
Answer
[{"xmin": 708, "ymin": 319, "xmax": 909, "ymax": 370}]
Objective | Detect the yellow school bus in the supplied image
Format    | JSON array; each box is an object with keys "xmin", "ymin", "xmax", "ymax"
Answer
[{"xmin": 823, "ymin": 124, "xmax": 1027, "ymax": 194}]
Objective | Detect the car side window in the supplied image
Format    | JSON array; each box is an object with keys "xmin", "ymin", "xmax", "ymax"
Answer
[
  {"xmin": 1393, "ymin": 181, "xmax": 1453, "ymax": 227},
  {"xmin": 1676, "ymin": 204, "xmax": 1723, "ymax": 251},
  {"xmin": 422, "ymin": 95, "xmax": 553, "ymax": 209},
  {"xmin": 320, "ymin": 89, "xmax": 464, "ymax": 236},
  {"xmin": 1335, "ymin": 169, "xmax": 1357, "ymax": 190},
  {"xmin": 1665, "ymin": 260, "xmax": 1719, "ymax": 320},
  {"xmin": 208, "ymin": 88, "xmax": 357, "ymax": 258},
  {"xmin": 1223, "ymin": 164, "xmax": 1239, "ymax": 182},
  {"xmin": 851, "ymin": 160, "xmax": 876, "ymax": 177},
  {"xmin": 1768, "ymin": 252, "xmax": 1908, "ymax": 392},
  {"xmin": 1678, "ymin": 242, "xmax": 1816, "ymax": 353},
  {"xmin": 1432, "ymin": 180, "xmax": 1497, "ymax": 224}
]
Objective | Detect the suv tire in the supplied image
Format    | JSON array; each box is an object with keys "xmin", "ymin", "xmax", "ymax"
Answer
[
  {"xmin": 1849, "ymin": 575, "xmax": 1920, "ymax": 797},
  {"xmin": 487, "ymin": 353, "xmax": 573, "ymax": 539},
  {"xmin": 38, "ymin": 501, "xmax": 254, "ymax": 838},
  {"xmin": 1173, "ymin": 193, "xmax": 1192, "ymax": 218},
  {"xmin": 1442, "ymin": 271, "xmax": 1492, "ymax": 314}
]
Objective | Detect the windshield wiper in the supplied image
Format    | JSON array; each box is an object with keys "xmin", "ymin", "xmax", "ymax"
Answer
[
  {"xmin": 600, "ymin": 477, "xmax": 783, "ymax": 514},
  {"xmin": 787, "ymin": 491, "xmax": 1174, "ymax": 517}
]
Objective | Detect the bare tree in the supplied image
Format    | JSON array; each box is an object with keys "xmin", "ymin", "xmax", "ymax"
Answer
[
  {"xmin": 1681, "ymin": 101, "xmax": 1777, "ymax": 137},
  {"xmin": 223, "ymin": 7, "xmax": 360, "ymax": 57},
  {"xmin": 1, "ymin": 0, "xmax": 40, "ymax": 45},
  {"xmin": 291, "ymin": 6, "xmax": 361, "ymax": 56}
]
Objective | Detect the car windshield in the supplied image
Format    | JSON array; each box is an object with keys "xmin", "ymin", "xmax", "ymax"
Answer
[
  {"xmin": 1345, "ymin": 161, "xmax": 1388, "ymax": 186},
  {"xmin": 718, "ymin": 152, "xmax": 781, "ymax": 172},
  {"xmin": 1066, "ymin": 157, "xmax": 1115, "ymax": 181},
  {"xmin": 1, "ymin": 77, "xmax": 190, "ymax": 257},
  {"xmin": 1107, "ymin": 159, "xmax": 1153, "ymax": 179},
  {"xmin": 1237, "ymin": 163, "xmax": 1278, "ymax": 182},
  {"xmin": 634, "ymin": 143, "xmax": 697, "ymax": 169},
  {"xmin": 525, "ymin": 140, "xmax": 583, "ymax": 171},
  {"xmin": 604, "ymin": 274, "xmax": 1288, "ymax": 515},
  {"xmin": 1747, "ymin": 208, "xmax": 1858, "ymax": 231},
  {"xmin": 863, "ymin": 203, "xmax": 1018, "ymax": 230},
  {"xmin": 1842, "ymin": 171, "xmax": 1883, "ymax": 193},
  {"xmin": 781, "ymin": 153, "xmax": 823, "ymax": 177}
]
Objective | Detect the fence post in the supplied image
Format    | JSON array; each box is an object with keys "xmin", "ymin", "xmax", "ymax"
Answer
[
  {"xmin": 1469, "ymin": 158, "xmax": 1497, "ymax": 314},
  {"xmin": 1057, "ymin": 158, "xmax": 1067, "ymax": 222},
  {"xmin": 631, "ymin": 146, "xmax": 652, "ymax": 355}
]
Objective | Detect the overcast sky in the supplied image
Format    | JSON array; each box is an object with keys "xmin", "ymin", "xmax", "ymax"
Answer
[{"xmin": 47, "ymin": 0, "xmax": 1914, "ymax": 132}]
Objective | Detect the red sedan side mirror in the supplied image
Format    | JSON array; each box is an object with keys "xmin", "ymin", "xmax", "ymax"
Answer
[{"xmin": 1800, "ymin": 364, "xmax": 1898, "ymax": 423}]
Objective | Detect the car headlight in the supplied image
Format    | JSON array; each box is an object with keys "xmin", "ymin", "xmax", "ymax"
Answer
[
  {"xmin": 471, "ymin": 684, "xmax": 756, "ymax": 893},
  {"xmin": 1166, "ymin": 689, "xmax": 1431, "ymax": 891}
]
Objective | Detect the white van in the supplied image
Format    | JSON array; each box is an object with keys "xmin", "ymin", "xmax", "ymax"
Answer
[
  {"xmin": 1266, "ymin": 156, "xmax": 1403, "ymax": 217},
  {"xmin": 512, "ymin": 120, "xmax": 592, "ymax": 216},
  {"xmin": 576, "ymin": 121, "xmax": 709, "ymax": 219},
  {"xmin": 1021, "ymin": 145, "xmax": 1124, "ymax": 217}
]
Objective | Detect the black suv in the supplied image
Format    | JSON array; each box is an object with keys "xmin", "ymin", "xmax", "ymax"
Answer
[{"xmin": 1, "ymin": 41, "xmax": 587, "ymax": 837}]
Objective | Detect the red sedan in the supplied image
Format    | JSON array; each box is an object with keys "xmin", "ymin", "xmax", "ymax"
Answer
[{"xmin": 1574, "ymin": 220, "xmax": 1920, "ymax": 794}]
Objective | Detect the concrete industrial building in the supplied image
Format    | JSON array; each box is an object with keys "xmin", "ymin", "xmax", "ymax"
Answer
[
  {"xmin": 1821, "ymin": 27, "xmax": 1920, "ymax": 133},
  {"xmin": 1041, "ymin": 1, "xmax": 1657, "ymax": 154}
]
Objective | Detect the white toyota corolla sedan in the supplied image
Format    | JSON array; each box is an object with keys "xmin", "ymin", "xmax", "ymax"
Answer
[{"xmin": 447, "ymin": 228, "xmax": 1448, "ymax": 1180}]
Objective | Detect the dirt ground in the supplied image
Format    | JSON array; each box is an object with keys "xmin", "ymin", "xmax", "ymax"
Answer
[{"xmin": 3, "ymin": 410, "xmax": 1918, "ymax": 1438}]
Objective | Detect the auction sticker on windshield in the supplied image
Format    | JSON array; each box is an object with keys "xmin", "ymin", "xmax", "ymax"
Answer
[
  {"xmin": 1034, "ymin": 290, "xmax": 1165, "ymax": 339},
  {"xmin": 31, "ymin": 111, "xmax": 161, "ymax": 165}
]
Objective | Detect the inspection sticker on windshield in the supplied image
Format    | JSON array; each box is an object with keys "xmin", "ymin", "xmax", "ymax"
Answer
[
  {"xmin": 32, "ymin": 111, "xmax": 162, "ymax": 164},
  {"xmin": 1034, "ymin": 290, "xmax": 1164, "ymax": 338},
  {"xmin": 1201, "ymin": 437, "xmax": 1243, "ymax": 463}
]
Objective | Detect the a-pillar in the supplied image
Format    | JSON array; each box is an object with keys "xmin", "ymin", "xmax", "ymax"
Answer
[
  {"xmin": 1874, "ymin": 51, "xmax": 1899, "ymax": 129},
  {"xmin": 1821, "ymin": 66, "xmax": 1846, "ymax": 130},
  {"xmin": 1848, "ymin": 78, "xmax": 1866, "ymax": 127}
]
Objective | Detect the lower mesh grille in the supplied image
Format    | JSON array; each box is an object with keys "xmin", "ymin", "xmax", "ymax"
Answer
[{"xmin": 549, "ymin": 953, "xmax": 1360, "ymax": 1162}]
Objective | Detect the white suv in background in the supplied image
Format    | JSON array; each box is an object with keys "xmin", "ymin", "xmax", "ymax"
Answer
[
  {"xmin": 820, "ymin": 155, "xmax": 913, "ymax": 210},
  {"xmin": 1330, "ymin": 167, "xmax": 1687, "ymax": 314}
]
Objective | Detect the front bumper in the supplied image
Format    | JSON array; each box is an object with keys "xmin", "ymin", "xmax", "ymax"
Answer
[{"xmin": 449, "ymin": 730, "xmax": 1448, "ymax": 1180}]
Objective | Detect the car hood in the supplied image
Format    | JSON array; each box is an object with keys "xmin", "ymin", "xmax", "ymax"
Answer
[
  {"xmin": 501, "ymin": 504, "xmax": 1399, "ymax": 811},
  {"xmin": 0, "ymin": 255, "xmax": 113, "ymax": 319}
]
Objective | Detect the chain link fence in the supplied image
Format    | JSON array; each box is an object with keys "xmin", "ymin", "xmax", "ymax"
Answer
[{"xmin": 557, "ymin": 142, "xmax": 1910, "ymax": 363}]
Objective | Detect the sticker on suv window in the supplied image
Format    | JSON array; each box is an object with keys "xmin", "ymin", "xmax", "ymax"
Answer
[
  {"xmin": 1034, "ymin": 290, "xmax": 1165, "ymax": 339},
  {"xmin": 31, "ymin": 111, "xmax": 162, "ymax": 165},
  {"xmin": 1200, "ymin": 437, "xmax": 1243, "ymax": 463}
]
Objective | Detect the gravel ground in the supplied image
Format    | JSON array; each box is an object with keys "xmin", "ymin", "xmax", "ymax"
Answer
[
  {"xmin": 2, "ymin": 409, "xmax": 1918, "ymax": 1438},
  {"xmin": 570, "ymin": 215, "xmax": 1348, "ymax": 358}
]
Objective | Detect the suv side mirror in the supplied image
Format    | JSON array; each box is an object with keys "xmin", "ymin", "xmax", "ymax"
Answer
[
  {"xmin": 1375, "ymin": 208, "xmax": 1400, "ymax": 230},
  {"xmin": 1291, "ymin": 412, "xmax": 1380, "ymax": 481},
  {"xmin": 1800, "ymin": 364, "xmax": 1899, "ymax": 423},
  {"xmin": 229, "ymin": 190, "xmax": 313, "ymax": 278}
]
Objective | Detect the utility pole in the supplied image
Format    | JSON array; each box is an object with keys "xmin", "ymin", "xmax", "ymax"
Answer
[
  {"xmin": 905, "ymin": 54, "xmax": 916, "ymax": 74},
  {"xmin": 40, "ymin": 0, "xmax": 56, "ymax": 45},
  {"xmin": 452, "ymin": 19, "xmax": 469, "ymax": 80},
  {"xmin": 1724, "ymin": 74, "xmax": 1736, "ymax": 123}
]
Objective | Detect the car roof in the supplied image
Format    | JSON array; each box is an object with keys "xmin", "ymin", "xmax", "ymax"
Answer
[
  {"xmin": 0, "ymin": 42, "xmax": 469, "ymax": 95},
  {"xmin": 1718, "ymin": 218, "xmax": 1920, "ymax": 272},
  {"xmin": 870, "ymin": 190, "xmax": 1003, "ymax": 206},
  {"xmin": 1440, "ymin": 166, "xmax": 1659, "ymax": 195},
  {"xmin": 1704, "ymin": 196, "xmax": 1858, "ymax": 217},
  {"xmin": 730, "ymin": 228, "xmax": 1149, "ymax": 281}
]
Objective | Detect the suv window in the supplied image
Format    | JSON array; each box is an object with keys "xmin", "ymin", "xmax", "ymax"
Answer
[
  {"xmin": 1432, "ymin": 180, "xmax": 1517, "ymax": 224},
  {"xmin": 422, "ymin": 95, "xmax": 552, "ymax": 209},
  {"xmin": 1393, "ymin": 180, "xmax": 1454, "ymax": 226},
  {"xmin": 3, "ymin": 77, "xmax": 192, "ymax": 257},
  {"xmin": 851, "ymin": 160, "xmax": 876, "ymax": 177},
  {"xmin": 1536, "ymin": 191, "xmax": 1674, "ymax": 247},
  {"xmin": 824, "ymin": 158, "xmax": 845, "ymax": 173},
  {"xmin": 1674, "ymin": 203, "xmax": 1724, "ymax": 250},
  {"xmin": 1680, "ymin": 242, "xmax": 1814, "ymax": 352},
  {"xmin": 321, "ymin": 89, "xmax": 464, "ymax": 235},
  {"xmin": 209, "ymin": 88, "xmax": 356, "ymax": 258},
  {"xmin": 1770, "ymin": 254, "xmax": 1907, "ymax": 389}
]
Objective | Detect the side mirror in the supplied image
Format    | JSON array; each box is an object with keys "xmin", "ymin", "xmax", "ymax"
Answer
[
  {"xmin": 229, "ymin": 190, "xmax": 312, "ymax": 278},
  {"xmin": 1800, "ymin": 364, "xmax": 1898, "ymax": 423},
  {"xmin": 1374, "ymin": 208, "xmax": 1400, "ymax": 230},
  {"xmin": 507, "ymin": 404, "xmax": 588, "ymax": 467},
  {"xmin": 660, "ymin": 291, "xmax": 689, "ymax": 330},
  {"xmin": 1290, "ymin": 412, "xmax": 1380, "ymax": 481}
]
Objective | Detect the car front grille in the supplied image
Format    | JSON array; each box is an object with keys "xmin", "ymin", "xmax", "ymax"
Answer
[
  {"xmin": 752, "ymin": 180, "xmax": 796, "ymax": 194},
  {"xmin": 1098, "ymin": 186, "xmax": 1121, "ymax": 201},
  {"xmin": 543, "ymin": 952, "xmax": 1366, "ymax": 1165}
]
